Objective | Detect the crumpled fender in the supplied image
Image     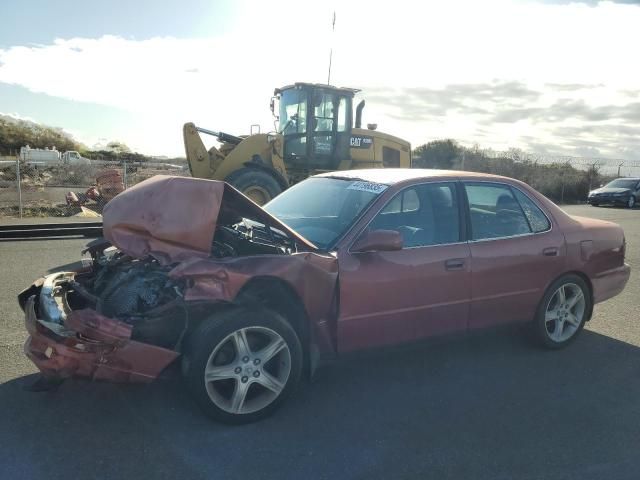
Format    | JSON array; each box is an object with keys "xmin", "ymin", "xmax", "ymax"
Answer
[{"xmin": 169, "ymin": 252, "xmax": 339, "ymax": 354}]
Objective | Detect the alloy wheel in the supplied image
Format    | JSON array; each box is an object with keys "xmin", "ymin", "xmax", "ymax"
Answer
[
  {"xmin": 203, "ymin": 326, "xmax": 291, "ymax": 414},
  {"xmin": 544, "ymin": 283, "xmax": 586, "ymax": 343}
]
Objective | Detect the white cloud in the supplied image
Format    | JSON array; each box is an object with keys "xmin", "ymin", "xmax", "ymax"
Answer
[
  {"xmin": 0, "ymin": 0, "xmax": 639, "ymax": 157},
  {"xmin": 0, "ymin": 112, "xmax": 38, "ymax": 124}
]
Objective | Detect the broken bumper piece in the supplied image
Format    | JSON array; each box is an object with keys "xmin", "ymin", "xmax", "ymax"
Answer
[{"xmin": 23, "ymin": 294, "xmax": 178, "ymax": 383}]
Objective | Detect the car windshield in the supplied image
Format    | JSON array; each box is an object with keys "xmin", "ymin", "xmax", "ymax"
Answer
[
  {"xmin": 605, "ymin": 178, "xmax": 638, "ymax": 189},
  {"xmin": 263, "ymin": 177, "xmax": 387, "ymax": 249}
]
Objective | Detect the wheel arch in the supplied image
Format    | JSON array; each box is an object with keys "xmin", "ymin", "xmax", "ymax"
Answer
[
  {"xmin": 181, "ymin": 301, "xmax": 238, "ymax": 353},
  {"xmin": 233, "ymin": 276, "xmax": 313, "ymax": 374},
  {"xmin": 240, "ymin": 161, "xmax": 289, "ymax": 191}
]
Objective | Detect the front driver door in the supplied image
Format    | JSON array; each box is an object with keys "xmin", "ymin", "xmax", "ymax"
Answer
[{"xmin": 336, "ymin": 181, "xmax": 471, "ymax": 352}]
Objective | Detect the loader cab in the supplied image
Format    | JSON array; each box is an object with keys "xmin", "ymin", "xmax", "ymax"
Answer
[{"xmin": 274, "ymin": 83, "xmax": 356, "ymax": 171}]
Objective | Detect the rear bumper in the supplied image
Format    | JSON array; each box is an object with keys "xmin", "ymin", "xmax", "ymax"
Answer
[
  {"xmin": 23, "ymin": 294, "xmax": 178, "ymax": 383},
  {"xmin": 592, "ymin": 263, "xmax": 631, "ymax": 304}
]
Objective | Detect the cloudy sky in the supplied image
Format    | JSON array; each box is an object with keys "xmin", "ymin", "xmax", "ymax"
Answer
[{"xmin": 0, "ymin": 0, "xmax": 639, "ymax": 159}]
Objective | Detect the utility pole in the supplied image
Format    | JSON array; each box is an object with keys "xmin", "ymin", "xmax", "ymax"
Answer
[
  {"xmin": 327, "ymin": 11, "xmax": 336, "ymax": 85},
  {"xmin": 618, "ymin": 162, "xmax": 624, "ymax": 177}
]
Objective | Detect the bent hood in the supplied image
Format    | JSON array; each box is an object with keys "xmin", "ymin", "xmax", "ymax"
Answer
[{"xmin": 103, "ymin": 175, "xmax": 316, "ymax": 264}]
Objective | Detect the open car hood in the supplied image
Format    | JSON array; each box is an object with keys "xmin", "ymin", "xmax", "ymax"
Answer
[{"xmin": 103, "ymin": 175, "xmax": 316, "ymax": 264}]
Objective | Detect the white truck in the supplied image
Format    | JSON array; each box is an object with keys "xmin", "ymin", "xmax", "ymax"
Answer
[{"xmin": 20, "ymin": 146, "xmax": 91, "ymax": 166}]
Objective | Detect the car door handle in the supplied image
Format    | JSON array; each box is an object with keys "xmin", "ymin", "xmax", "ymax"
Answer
[
  {"xmin": 445, "ymin": 258, "xmax": 466, "ymax": 270},
  {"xmin": 543, "ymin": 247, "xmax": 559, "ymax": 257}
]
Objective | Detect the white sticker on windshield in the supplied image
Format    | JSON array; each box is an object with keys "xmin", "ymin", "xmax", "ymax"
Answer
[{"xmin": 347, "ymin": 181, "xmax": 388, "ymax": 194}]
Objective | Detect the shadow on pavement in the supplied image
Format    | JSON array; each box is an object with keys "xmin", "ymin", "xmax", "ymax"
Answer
[{"xmin": 1, "ymin": 327, "xmax": 639, "ymax": 480}]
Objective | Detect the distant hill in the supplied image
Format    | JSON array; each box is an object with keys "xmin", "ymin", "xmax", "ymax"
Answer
[
  {"xmin": 0, "ymin": 114, "xmax": 85, "ymax": 155},
  {"xmin": 0, "ymin": 114, "xmax": 186, "ymax": 164}
]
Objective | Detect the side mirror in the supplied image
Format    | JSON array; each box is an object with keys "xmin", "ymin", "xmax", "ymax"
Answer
[
  {"xmin": 352, "ymin": 229, "xmax": 403, "ymax": 253},
  {"xmin": 270, "ymin": 97, "xmax": 276, "ymax": 117}
]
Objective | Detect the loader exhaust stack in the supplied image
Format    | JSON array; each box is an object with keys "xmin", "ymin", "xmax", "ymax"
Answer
[{"xmin": 355, "ymin": 100, "xmax": 365, "ymax": 128}]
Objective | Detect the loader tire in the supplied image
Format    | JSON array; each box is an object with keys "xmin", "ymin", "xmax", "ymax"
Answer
[{"xmin": 226, "ymin": 168, "xmax": 282, "ymax": 205}]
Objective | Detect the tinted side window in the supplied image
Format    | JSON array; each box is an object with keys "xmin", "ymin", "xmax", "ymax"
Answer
[
  {"xmin": 465, "ymin": 184, "xmax": 532, "ymax": 240},
  {"xmin": 512, "ymin": 189, "xmax": 551, "ymax": 233},
  {"xmin": 370, "ymin": 183, "xmax": 460, "ymax": 247}
]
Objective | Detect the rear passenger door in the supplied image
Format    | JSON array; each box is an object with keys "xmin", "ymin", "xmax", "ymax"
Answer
[{"xmin": 464, "ymin": 182, "xmax": 566, "ymax": 329}]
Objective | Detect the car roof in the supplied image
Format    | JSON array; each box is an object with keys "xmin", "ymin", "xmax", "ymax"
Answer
[{"xmin": 315, "ymin": 168, "xmax": 512, "ymax": 186}]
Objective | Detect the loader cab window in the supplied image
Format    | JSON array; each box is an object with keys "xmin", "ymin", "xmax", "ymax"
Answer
[
  {"xmin": 312, "ymin": 92, "xmax": 335, "ymax": 132},
  {"xmin": 279, "ymin": 89, "xmax": 308, "ymax": 158},
  {"xmin": 312, "ymin": 92, "xmax": 336, "ymax": 156},
  {"xmin": 279, "ymin": 89, "xmax": 307, "ymax": 135}
]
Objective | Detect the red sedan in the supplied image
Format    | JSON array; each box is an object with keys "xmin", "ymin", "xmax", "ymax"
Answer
[{"xmin": 19, "ymin": 170, "xmax": 630, "ymax": 424}]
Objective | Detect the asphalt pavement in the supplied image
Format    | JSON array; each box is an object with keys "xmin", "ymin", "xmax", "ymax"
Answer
[{"xmin": 0, "ymin": 205, "xmax": 638, "ymax": 480}]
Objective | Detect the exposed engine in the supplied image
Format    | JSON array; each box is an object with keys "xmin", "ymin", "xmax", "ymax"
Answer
[
  {"xmin": 62, "ymin": 245, "xmax": 187, "ymax": 348},
  {"xmin": 81, "ymin": 224, "xmax": 290, "ymax": 316},
  {"xmin": 92, "ymin": 257, "xmax": 179, "ymax": 318},
  {"xmin": 211, "ymin": 223, "xmax": 294, "ymax": 258}
]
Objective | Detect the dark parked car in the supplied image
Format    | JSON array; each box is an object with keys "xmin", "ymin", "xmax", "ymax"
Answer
[
  {"xmin": 19, "ymin": 170, "xmax": 630, "ymax": 424},
  {"xmin": 588, "ymin": 177, "xmax": 640, "ymax": 208}
]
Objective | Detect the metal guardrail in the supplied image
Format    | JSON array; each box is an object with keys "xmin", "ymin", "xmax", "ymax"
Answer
[{"xmin": 0, "ymin": 222, "xmax": 103, "ymax": 240}]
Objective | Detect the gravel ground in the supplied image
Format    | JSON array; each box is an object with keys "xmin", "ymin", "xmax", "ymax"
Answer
[{"xmin": 0, "ymin": 204, "xmax": 638, "ymax": 480}]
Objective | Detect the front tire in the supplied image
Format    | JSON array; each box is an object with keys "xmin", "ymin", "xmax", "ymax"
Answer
[
  {"xmin": 183, "ymin": 307, "xmax": 303, "ymax": 424},
  {"xmin": 532, "ymin": 275, "xmax": 591, "ymax": 349},
  {"xmin": 225, "ymin": 168, "xmax": 283, "ymax": 205}
]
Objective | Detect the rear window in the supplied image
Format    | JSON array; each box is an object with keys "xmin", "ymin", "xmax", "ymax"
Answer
[{"xmin": 512, "ymin": 189, "xmax": 551, "ymax": 233}]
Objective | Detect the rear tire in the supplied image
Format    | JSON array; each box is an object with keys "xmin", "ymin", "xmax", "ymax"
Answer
[
  {"xmin": 183, "ymin": 307, "xmax": 302, "ymax": 424},
  {"xmin": 225, "ymin": 168, "xmax": 283, "ymax": 205},
  {"xmin": 531, "ymin": 274, "xmax": 591, "ymax": 349}
]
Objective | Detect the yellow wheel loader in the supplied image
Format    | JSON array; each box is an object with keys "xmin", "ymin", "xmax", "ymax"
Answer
[{"xmin": 183, "ymin": 82, "xmax": 411, "ymax": 204}]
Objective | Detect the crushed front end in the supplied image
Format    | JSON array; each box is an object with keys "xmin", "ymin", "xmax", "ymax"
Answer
[
  {"xmin": 17, "ymin": 175, "xmax": 336, "ymax": 386},
  {"xmin": 18, "ymin": 243, "xmax": 183, "ymax": 383}
]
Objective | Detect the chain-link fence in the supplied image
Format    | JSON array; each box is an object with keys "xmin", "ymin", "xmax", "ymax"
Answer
[
  {"xmin": 0, "ymin": 158, "xmax": 189, "ymax": 220},
  {"xmin": 2, "ymin": 152, "xmax": 639, "ymax": 220}
]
